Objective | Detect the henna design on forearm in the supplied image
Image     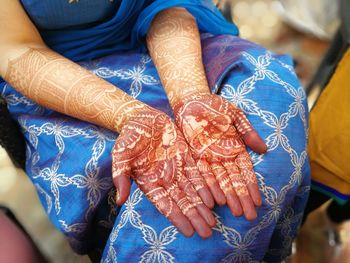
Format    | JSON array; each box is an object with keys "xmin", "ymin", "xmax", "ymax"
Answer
[
  {"xmin": 147, "ymin": 8, "xmax": 265, "ymax": 220},
  {"xmin": 5, "ymin": 48, "xmax": 143, "ymax": 132},
  {"xmin": 147, "ymin": 8, "xmax": 211, "ymax": 107}
]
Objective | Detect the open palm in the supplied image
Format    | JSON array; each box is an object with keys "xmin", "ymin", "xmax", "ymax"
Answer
[
  {"xmin": 174, "ymin": 94, "xmax": 267, "ymax": 220},
  {"xmin": 112, "ymin": 107, "xmax": 216, "ymax": 238}
]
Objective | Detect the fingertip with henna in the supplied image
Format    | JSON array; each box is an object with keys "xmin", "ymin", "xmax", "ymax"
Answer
[
  {"xmin": 245, "ymin": 210, "xmax": 257, "ymax": 221},
  {"xmin": 227, "ymin": 193, "xmax": 243, "ymax": 217},
  {"xmin": 239, "ymin": 195, "xmax": 258, "ymax": 221},
  {"xmin": 189, "ymin": 214, "xmax": 213, "ymax": 239},
  {"xmin": 214, "ymin": 192, "xmax": 226, "ymax": 206},
  {"xmin": 243, "ymin": 205, "xmax": 257, "ymax": 221},
  {"xmin": 172, "ymin": 215, "xmax": 195, "ymax": 237},
  {"xmin": 197, "ymin": 225, "xmax": 213, "ymax": 240},
  {"xmin": 178, "ymin": 224, "xmax": 195, "ymax": 237},
  {"xmin": 196, "ymin": 204, "xmax": 216, "ymax": 227},
  {"xmin": 207, "ymin": 181, "xmax": 226, "ymax": 206},
  {"xmin": 247, "ymin": 183, "xmax": 262, "ymax": 207},
  {"xmin": 198, "ymin": 188, "xmax": 215, "ymax": 209}
]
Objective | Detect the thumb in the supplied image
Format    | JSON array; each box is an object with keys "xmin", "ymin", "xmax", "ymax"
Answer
[
  {"xmin": 242, "ymin": 131, "xmax": 267, "ymax": 154},
  {"xmin": 230, "ymin": 106, "xmax": 267, "ymax": 154},
  {"xmin": 112, "ymin": 135, "xmax": 132, "ymax": 205},
  {"xmin": 112, "ymin": 171, "xmax": 131, "ymax": 206}
]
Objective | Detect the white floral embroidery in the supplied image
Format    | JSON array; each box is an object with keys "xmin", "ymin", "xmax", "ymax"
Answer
[
  {"xmin": 93, "ymin": 55, "xmax": 159, "ymax": 98},
  {"xmin": 105, "ymin": 189, "xmax": 178, "ymax": 263},
  {"xmin": 2, "ymin": 50, "xmax": 308, "ymax": 262},
  {"xmin": 140, "ymin": 225, "xmax": 177, "ymax": 263}
]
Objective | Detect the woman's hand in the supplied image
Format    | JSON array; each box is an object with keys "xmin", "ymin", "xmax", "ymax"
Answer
[
  {"xmin": 146, "ymin": 7, "xmax": 266, "ymax": 220},
  {"xmin": 112, "ymin": 105, "xmax": 216, "ymax": 238},
  {"xmin": 173, "ymin": 93, "xmax": 267, "ymax": 220}
]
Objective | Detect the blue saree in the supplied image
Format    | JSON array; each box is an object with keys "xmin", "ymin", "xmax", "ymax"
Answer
[{"xmin": 0, "ymin": 0, "xmax": 310, "ymax": 262}]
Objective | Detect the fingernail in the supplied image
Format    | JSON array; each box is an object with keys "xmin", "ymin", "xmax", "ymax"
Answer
[
  {"xmin": 255, "ymin": 198, "xmax": 262, "ymax": 207},
  {"xmin": 246, "ymin": 210, "xmax": 257, "ymax": 221},
  {"xmin": 200, "ymin": 228, "xmax": 213, "ymax": 240}
]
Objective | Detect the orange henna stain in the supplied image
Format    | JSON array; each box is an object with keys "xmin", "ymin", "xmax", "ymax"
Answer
[
  {"xmin": 112, "ymin": 107, "xmax": 208, "ymax": 225},
  {"xmin": 174, "ymin": 93, "xmax": 259, "ymax": 207}
]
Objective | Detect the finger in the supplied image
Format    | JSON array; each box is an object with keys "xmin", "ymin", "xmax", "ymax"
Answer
[
  {"xmin": 247, "ymin": 183, "xmax": 262, "ymax": 207},
  {"xmin": 112, "ymin": 173, "xmax": 131, "ymax": 206},
  {"xmin": 196, "ymin": 204, "xmax": 217, "ymax": 228},
  {"xmin": 184, "ymin": 154, "xmax": 215, "ymax": 209},
  {"xmin": 236, "ymin": 152, "xmax": 262, "ymax": 207},
  {"xmin": 186, "ymin": 208, "xmax": 213, "ymax": 239},
  {"xmin": 197, "ymin": 159, "xmax": 226, "ymax": 206},
  {"xmin": 143, "ymin": 184, "xmax": 195, "ymax": 237},
  {"xmin": 229, "ymin": 106, "xmax": 267, "ymax": 154},
  {"xmin": 242, "ymin": 131, "xmax": 267, "ymax": 154},
  {"xmin": 112, "ymin": 146, "xmax": 132, "ymax": 205},
  {"xmin": 112, "ymin": 139, "xmax": 133, "ymax": 205},
  {"xmin": 165, "ymin": 182, "xmax": 213, "ymax": 239},
  {"xmin": 227, "ymin": 191, "xmax": 244, "ymax": 217},
  {"xmin": 237, "ymin": 193, "xmax": 257, "ymax": 221},
  {"xmin": 178, "ymin": 166, "xmax": 216, "ymax": 227},
  {"xmin": 211, "ymin": 163, "xmax": 243, "ymax": 217},
  {"xmin": 198, "ymin": 188, "xmax": 215, "ymax": 209},
  {"xmin": 224, "ymin": 162, "xmax": 257, "ymax": 221}
]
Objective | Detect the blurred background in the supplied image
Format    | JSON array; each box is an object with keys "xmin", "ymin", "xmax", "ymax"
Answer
[{"xmin": 1, "ymin": 0, "xmax": 349, "ymax": 262}]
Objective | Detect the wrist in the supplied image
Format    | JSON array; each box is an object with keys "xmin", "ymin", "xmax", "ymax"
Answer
[
  {"xmin": 172, "ymin": 91, "xmax": 211, "ymax": 116},
  {"xmin": 165, "ymin": 83, "xmax": 211, "ymax": 108},
  {"xmin": 113, "ymin": 99, "xmax": 155, "ymax": 132}
]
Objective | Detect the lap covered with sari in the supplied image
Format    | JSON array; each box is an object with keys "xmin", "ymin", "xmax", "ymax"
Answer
[
  {"xmin": 0, "ymin": 34, "xmax": 309, "ymax": 262},
  {"xmin": 1, "ymin": 0, "xmax": 310, "ymax": 261}
]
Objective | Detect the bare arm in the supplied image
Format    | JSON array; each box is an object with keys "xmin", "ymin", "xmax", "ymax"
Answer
[{"xmin": 0, "ymin": 0, "xmax": 142, "ymax": 133}]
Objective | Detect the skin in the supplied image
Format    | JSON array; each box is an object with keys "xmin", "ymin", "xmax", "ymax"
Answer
[
  {"xmin": 0, "ymin": 212, "xmax": 40, "ymax": 263},
  {"xmin": 112, "ymin": 106, "xmax": 216, "ymax": 237},
  {"xmin": 173, "ymin": 93, "xmax": 267, "ymax": 220},
  {"xmin": 0, "ymin": 0, "xmax": 215, "ymax": 238},
  {"xmin": 147, "ymin": 8, "xmax": 267, "ymax": 220}
]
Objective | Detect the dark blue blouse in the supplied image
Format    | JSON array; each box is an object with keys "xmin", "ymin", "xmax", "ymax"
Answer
[{"xmin": 20, "ymin": 0, "xmax": 239, "ymax": 61}]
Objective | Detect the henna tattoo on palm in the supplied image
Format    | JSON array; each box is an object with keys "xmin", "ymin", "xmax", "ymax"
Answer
[
  {"xmin": 112, "ymin": 107, "xmax": 216, "ymax": 238},
  {"xmin": 174, "ymin": 94, "xmax": 267, "ymax": 220}
]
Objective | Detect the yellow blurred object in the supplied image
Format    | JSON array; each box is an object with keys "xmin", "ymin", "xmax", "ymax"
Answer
[{"xmin": 309, "ymin": 48, "xmax": 350, "ymax": 202}]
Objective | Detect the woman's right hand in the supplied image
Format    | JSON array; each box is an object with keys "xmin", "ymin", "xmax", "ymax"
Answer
[{"xmin": 112, "ymin": 105, "xmax": 216, "ymax": 239}]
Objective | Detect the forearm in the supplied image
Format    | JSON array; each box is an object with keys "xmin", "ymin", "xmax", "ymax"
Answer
[
  {"xmin": 147, "ymin": 8, "xmax": 210, "ymax": 108},
  {"xmin": 1, "ymin": 45, "xmax": 145, "ymax": 132}
]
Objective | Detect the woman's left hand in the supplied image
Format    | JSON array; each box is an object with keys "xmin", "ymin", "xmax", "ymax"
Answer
[{"xmin": 173, "ymin": 93, "xmax": 267, "ymax": 220}]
